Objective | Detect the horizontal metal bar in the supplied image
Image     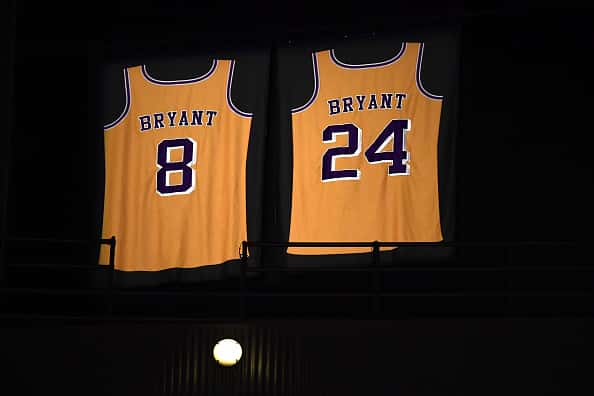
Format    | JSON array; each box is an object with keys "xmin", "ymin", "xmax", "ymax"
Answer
[
  {"xmin": 2, "ymin": 238, "xmax": 582, "ymax": 249},
  {"xmin": 3, "ymin": 263, "xmax": 592, "ymax": 272},
  {"xmin": 7, "ymin": 263, "xmax": 105, "ymax": 270},
  {"xmin": 2, "ymin": 311, "xmax": 592, "ymax": 323},
  {"xmin": 0, "ymin": 314, "xmax": 247, "ymax": 323},
  {"xmin": 247, "ymin": 241, "xmax": 581, "ymax": 248},
  {"xmin": 5, "ymin": 237, "xmax": 113, "ymax": 246},
  {"xmin": 0, "ymin": 288, "xmax": 591, "ymax": 297},
  {"xmin": 247, "ymin": 265, "xmax": 594, "ymax": 272}
]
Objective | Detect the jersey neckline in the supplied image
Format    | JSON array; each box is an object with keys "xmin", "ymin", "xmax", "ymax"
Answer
[
  {"xmin": 329, "ymin": 43, "xmax": 407, "ymax": 69},
  {"xmin": 140, "ymin": 60, "xmax": 218, "ymax": 85}
]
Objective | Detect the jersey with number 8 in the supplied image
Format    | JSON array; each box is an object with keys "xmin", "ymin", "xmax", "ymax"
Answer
[
  {"xmin": 289, "ymin": 42, "xmax": 443, "ymax": 254},
  {"xmin": 100, "ymin": 60, "xmax": 252, "ymax": 271}
]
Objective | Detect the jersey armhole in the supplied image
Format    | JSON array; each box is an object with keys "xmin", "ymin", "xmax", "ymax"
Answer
[
  {"xmin": 226, "ymin": 60, "xmax": 253, "ymax": 118},
  {"xmin": 103, "ymin": 68, "xmax": 131, "ymax": 131},
  {"xmin": 290, "ymin": 52, "xmax": 319, "ymax": 114},
  {"xmin": 416, "ymin": 43, "xmax": 444, "ymax": 101}
]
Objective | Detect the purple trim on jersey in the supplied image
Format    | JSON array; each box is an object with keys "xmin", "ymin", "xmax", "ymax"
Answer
[
  {"xmin": 416, "ymin": 43, "xmax": 443, "ymax": 100},
  {"xmin": 291, "ymin": 53, "xmax": 319, "ymax": 114},
  {"xmin": 104, "ymin": 68, "xmax": 131, "ymax": 130},
  {"xmin": 227, "ymin": 60, "xmax": 253, "ymax": 117},
  {"xmin": 329, "ymin": 43, "xmax": 406, "ymax": 69},
  {"xmin": 141, "ymin": 60, "xmax": 217, "ymax": 85}
]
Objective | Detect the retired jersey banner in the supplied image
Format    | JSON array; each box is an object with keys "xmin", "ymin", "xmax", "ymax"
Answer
[{"xmin": 272, "ymin": 25, "xmax": 460, "ymax": 261}]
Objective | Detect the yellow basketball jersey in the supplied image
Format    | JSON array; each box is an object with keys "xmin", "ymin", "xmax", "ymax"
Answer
[
  {"xmin": 289, "ymin": 43, "xmax": 443, "ymax": 254},
  {"xmin": 100, "ymin": 60, "xmax": 252, "ymax": 271}
]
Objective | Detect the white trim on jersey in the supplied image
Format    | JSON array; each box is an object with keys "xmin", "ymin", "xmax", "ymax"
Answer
[
  {"xmin": 291, "ymin": 52, "xmax": 320, "ymax": 114},
  {"xmin": 329, "ymin": 43, "xmax": 406, "ymax": 69},
  {"xmin": 141, "ymin": 60, "xmax": 218, "ymax": 85},
  {"xmin": 104, "ymin": 68, "xmax": 131, "ymax": 131},
  {"xmin": 415, "ymin": 43, "xmax": 444, "ymax": 100},
  {"xmin": 226, "ymin": 60, "xmax": 253, "ymax": 118}
]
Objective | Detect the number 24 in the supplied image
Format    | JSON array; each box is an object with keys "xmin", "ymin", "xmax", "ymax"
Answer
[{"xmin": 321, "ymin": 119, "xmax": 411, "ymax": 182}]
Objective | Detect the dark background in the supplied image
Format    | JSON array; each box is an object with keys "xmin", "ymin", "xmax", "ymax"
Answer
[{"xmin": 2, "ymin": 1, "xmax": 593, "ymax": 395}]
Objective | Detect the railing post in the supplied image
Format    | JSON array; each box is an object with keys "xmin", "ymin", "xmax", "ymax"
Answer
[
  {"xmin": 0, "ymin": 236, "xmax": 6, "ymax": 286},
  {"xmin": 372, "ymin": 241, "xmax": 381, "ymax": 317},
  {"xmin": 240, "ymin": 240, "xmax": 248, "ymax": 320},
  {"xmin": 0, "ymin": 0, "xmax": 17, "ymax": 288},
  {"xmin": 106, "ymin": 236, "xmax": 116, "ymax": 316}
]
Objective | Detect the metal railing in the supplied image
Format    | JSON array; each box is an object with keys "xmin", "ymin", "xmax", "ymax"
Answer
[
  {"xmin": 1, "ymin": 236, "xmax": 116, "ymax": 315},
  {"xmin": 1, "ymin": 238, "xmax": 592, "ymax": 320},
  {"xmin": 238, "ymin": 240, "xmax": 591, "ymax": 319}
]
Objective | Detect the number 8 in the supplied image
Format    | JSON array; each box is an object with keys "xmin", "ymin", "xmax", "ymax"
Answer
[{"xmin": 156, "ymin": 138, "xmax": 196, "ymax": 196}]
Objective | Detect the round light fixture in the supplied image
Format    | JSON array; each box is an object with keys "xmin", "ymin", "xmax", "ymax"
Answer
[{"xmin": 213, "ymin": 338, "xmax": 243, "ymax": 366}]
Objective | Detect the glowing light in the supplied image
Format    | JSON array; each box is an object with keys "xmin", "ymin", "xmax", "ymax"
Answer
[{"xmin": 213, "ymin": 339, "xmax": 242, "ymax": 366}]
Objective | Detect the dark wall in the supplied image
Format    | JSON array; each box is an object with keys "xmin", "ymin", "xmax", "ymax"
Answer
[
  {"xmin": 6, "ymin": 5, "xmax": 593, "ymax": 251},
  {"xmin": 2, "ymin": 3, "xmax": 593, "ymax": 396},
  {"xmin": 1, "ymin": 318, "xmax": 592, "ymax": 396},
  {"xmin": 458, "ymin": 10, "xmax": 594, "ymax": 242},
  {"xmin": 3, "ymin": 0, "xmax": 593, "ymax": 310}
]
